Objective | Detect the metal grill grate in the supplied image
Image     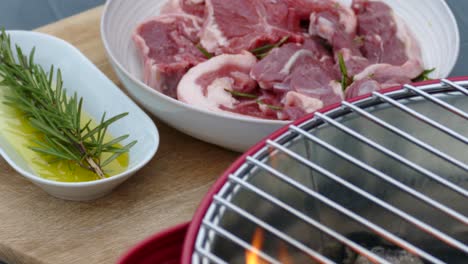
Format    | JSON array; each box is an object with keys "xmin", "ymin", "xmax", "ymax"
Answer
[{"xmin": 193, "ymin": 79, "xmax": 468, "ymax": 264}]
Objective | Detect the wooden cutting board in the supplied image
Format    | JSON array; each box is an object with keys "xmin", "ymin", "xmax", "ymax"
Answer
[{"xmin": 0, "ymin": 6, "xmax": 238, "ymax": 264}]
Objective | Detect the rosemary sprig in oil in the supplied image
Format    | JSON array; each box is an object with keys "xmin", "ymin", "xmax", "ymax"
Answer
[{"xmin": 0, "ymin": 30, "xmax": 136, "ymax": 178}]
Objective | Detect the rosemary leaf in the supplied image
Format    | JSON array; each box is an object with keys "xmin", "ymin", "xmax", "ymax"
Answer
[
  {"xmin": 257, "ymin": 100, "xmax": 283, "ymax": 111},
  {"xmin": 224, "ymin": 88, "xmax": 258, "ymax": 99},
  {"xmin": 98, "ymin": 135, "xmax": 130, "ymax": 150},
  {"xmin": 250, "ymin": 43, "xmax": 276, "ymax": 55},
  {"xmin": 29, "ymin": 146, "xmax": 75, "ymax": 160},
  {"xmin": 412, "ymin": 68, "xmax": 436, "ymax": 82},
  {"xmin": 96, "ymin": 114, "xmax": 108, "ymax": 157},
  {"xmin": 81, "ymin": 112, "xmax": 128, "ymax": 141},
  {"xmin": 196, "ymin": 44, "xmax": 214, "ymax": 59},
  {"xmin": 251, "ymin": 36, "xmax": 289, "ymax": 59},
  {"xmin": 49, "ymin": 137, "xmax": 81, "ymax": 161},
  {"xmin": 28, "ymin": 118, "xmax": 69, "ymax": 142},
  {"xmin": 338, "ymin": 53, "xmax": 353, "ymax": 91},
  {"xmin": 101, "ymin": 141, "xmax": 137, "ymax": 167},
  {"xmin": 76, "ymin": 97, "xmax": 83, "ymax": 134},
  {"xmin": 80, "ymin": 119, "xmax": 92, "ymax": 134},
  {"xmin": 0, "ymin": 29, "xmax": 137, "ymax": 178}
]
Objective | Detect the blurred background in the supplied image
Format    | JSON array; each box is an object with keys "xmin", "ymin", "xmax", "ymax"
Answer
[
  {"xmin": 0, "ymin": 0, "xmax": 467, "ymax": 76},
  {"xmin": 0, "ymin": 0, "xmax": 105, "ymax": 29}
]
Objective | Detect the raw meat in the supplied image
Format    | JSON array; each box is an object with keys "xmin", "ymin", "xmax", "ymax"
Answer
[
  {"xmin": 177, "ymin": 52, "xmax": 260, "ymax": 115},
  {"xmin": 181, "ymin": 0, "xmax": 205, "ymax": 17},
  {"xmin": 251, "ymin": 38, "xmax": 334, "ymax": 90},
  {"xmin": 251, "ymin": 38, "xmax": 343, "ymax": 119},
  {"xmin": 345, "ymin": 59, "xmax": 423, "ymax": 98},
  {"xmin": 307, "ymin": 0, "xmax": 370, "ymax": 76},
  {"xmin": 282, "ymin": 91, "xmax": 326, "ymax": 118},
  {"xmin": 134, "ymin": 0, "xmax": 426, "ymax": 121},
  {"xmin": 160, "ymin": 0, "xmax": 181, "ymax": 14},
  {"xmin": 133, "ymin": 14, "xmax": 206, "ymax": 98},
  {"xmin": 308, "ymin": 0, "xmax": 358, "ymax": 51},
  {"xmin": 353, "ymin": 0, "xmax": 422, "ymax": 65},
  {"xmin": 161, "ymin": 0, "xmax": 205, "ymax": 17},
  {"xmin": 227, "ymin": 91, "xmax": 284, "ymax": 119},
  {"xmin": 199, "ymin": 0, "xmax": 303, "ymax": 54},
  {"xmin": 344, "ymin": 0, "xmax": 424, "ymax": 98}
]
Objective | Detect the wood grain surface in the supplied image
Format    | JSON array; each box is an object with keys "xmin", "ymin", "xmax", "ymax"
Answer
[{"xmin": 0, "ymin": 6, "xmax": 238, "ymax": 264}]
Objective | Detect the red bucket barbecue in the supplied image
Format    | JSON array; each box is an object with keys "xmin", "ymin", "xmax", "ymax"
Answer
[{"xmin": 119, "ymin": 77, "xmax": 468, "ymax": 264}]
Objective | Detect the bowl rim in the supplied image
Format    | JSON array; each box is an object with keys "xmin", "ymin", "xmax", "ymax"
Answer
[
  {"xmin": 436, "ymin": 0, "xmax": 461, "ymax": 77},
  {"xmin": 100, "ymin": 0, "xmax": 289, "ymax": 126},
  {"xmin": 0, "ymin": 30, "xmax": 160, "ymax": 188},
  {"xmin": 100, "ymin": 0, "xmax": 460, "ymax": 127}
]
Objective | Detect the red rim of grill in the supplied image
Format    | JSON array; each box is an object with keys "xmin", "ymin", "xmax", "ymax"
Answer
[
  {"xmin": 181, "ymin": 77, "xmax": 468, "ymax": 264},
  {"xmin": 118, "ymin": 76, "xmax": 467, "ymax": 264},
  {"xmin": 181, "ymin": 76, "xmax": 466, "ymax": 264},
  {"xmin": 118, "ymin": 222, "xmax": 190, "ymax": 264}
]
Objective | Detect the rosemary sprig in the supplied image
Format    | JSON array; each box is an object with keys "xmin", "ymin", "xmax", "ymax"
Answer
[
  {"xmin": 0, "ymin": 29, "xmax": 136, "ymax": 179},
  {"xmin": 196, "ymin": 43, "xmax": 214, "ymax": 59},
  {"xmin": 224, "ymin": 88, "xmax": 282, "ymax": 110},
  {"xmin": 257, "ymin": 100, "xmax": 283, "ymax": 111},
  {"xmin": 251, "ymin": 36, "xmax": 290, "ymax": 59},
  {"xmin": 224, "ymin": 88, "xmax": 258, "ymax": 99},
  {"xmin": 338, "ymin": 53, "xmax": 353, "ymax": 91},
  {"xmin": 412, "ymin": 68, "xmax": 436, "ymax": 82}
]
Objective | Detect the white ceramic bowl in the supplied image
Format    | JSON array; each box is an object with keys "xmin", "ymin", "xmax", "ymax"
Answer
[
  {"xmin": 101, "ymin": 0, "xmax": 459, "ymax": 152},
  {"xmin": 0, "ymin": 31, "xmax": 159, "ymax": 201}
]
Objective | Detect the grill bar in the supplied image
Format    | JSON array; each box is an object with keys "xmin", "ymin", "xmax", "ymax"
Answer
[
  {"xmin": 247, "ymin": 154, "xmax": 444, "ymax": 264},
  {"xmin": 314, "ymin": 112, "xmax": 468, "ymax": 197},
  {"xmin": 195, "ymin": 246, "xmax": 228, "ymax": 264},
  {"xmin": 195, "ymin": 83, "xmax": 467, "ymax": 264},
  {"xmin": 202, "ymin": 220, "xmax": 282, "ymax": 264},
  {"xmin": 213, "ymin": 195, "xmax": 336, "ymax": 264},
  {"xmin": 441, "ymin": 79, "xmax": 468, "ymax": 95},
  {"xmin": 404, "ymin": 85, "xmax": 468, "ymax": 118},
  {"xmin": 341, "ymin": 101, "xmax": 467, "ymax": 171},
  {"xmin": 372, "ymin": 92, "xmax": 468, "ymax": 144},
  {"xmin": 228, "ymin": 174, "xmax": 392, "ymax": 264},
  {"xmin": 289, "ymin": 124, "xmax": 467, "ymax": 223},
  {"xmin": 267, "ymin": 140, "xmax": 468, "ymax": 253}
]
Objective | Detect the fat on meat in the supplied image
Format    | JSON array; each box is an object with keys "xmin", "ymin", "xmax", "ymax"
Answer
[
  {"xmin": 251, "ymin": 38, "xmax": 344, "ymax": 120},
  {"xmin": 134, "ymin": 0, "xmax": 426, "ymax": 121},
  {"xmin": 345, "ymin": 59, "xmax": 423, "ymax": 98},
  {"xmin": 345, "ymin": 0, "xmax": 424, "ymax": 98},
  {"xmin": 161, "ymin": 0, "xmax": 205, "ymax": 17},
  {"xmin": 177, "ymin": 52, "xmax": 260, "ymax": 115},
  {"xmin": 251, "ymin": 37, "xmax": 335, "ymax": 90},
  {"xmin": 307, "ymin": 0, "xmax": 370, "ymax": 76},
  {"xmin": 133, "ymin": 14, "xmax": 206, "ymax": 98},
  {"xmin": 200, "ymin": 0, "xmax": 303, "ymax": 54},
  {"xmin": 181, "ymin": 0, "xmax": 205, "ymax": 17},
  {"xmin": 353, "ymin": 0, "xmax": 422, "ymax": 65}
]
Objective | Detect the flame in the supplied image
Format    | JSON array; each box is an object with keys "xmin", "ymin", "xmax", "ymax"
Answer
[
  {"xmin": 279, "ymin": 243, "xmax": 292, "ymax": 264},
  {"xmin": 246, "ymin": 228, "xmax": 294, "ymax": 264},
  {"xmin": 246, "ymin": 228, "xmax": 268, "ymax": 264},
  {"xmin": 268, "ymin": 145, "xmax": 280, "ymax": 171}
]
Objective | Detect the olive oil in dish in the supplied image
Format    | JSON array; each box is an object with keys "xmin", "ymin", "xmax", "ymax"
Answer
[
  {"xmin": 0, "ymin": 86, "xmax": 129, "ymax": 182},
  {"xmin": 0, "ymin": 30, "xmax": 136, "ymax": 183}
]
